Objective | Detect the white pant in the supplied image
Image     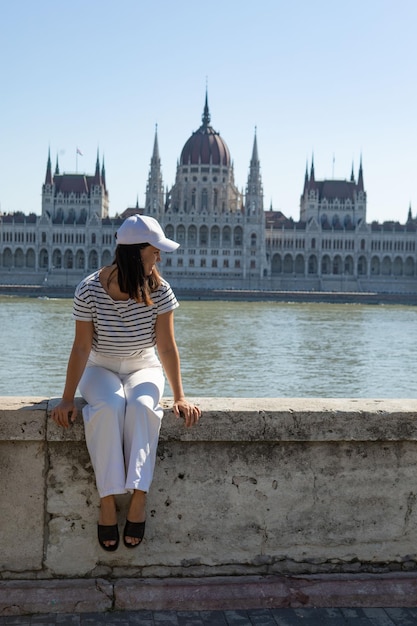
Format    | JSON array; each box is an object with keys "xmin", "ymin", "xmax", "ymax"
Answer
[{"xmin": 79, "ymin": 348, "xmax": 165, "ymax": 498}]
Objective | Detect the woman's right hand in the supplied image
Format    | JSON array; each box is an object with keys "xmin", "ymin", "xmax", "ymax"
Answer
[{"xmin": 51, "ymin": 399, "xmax": 77, "ymax": 429}]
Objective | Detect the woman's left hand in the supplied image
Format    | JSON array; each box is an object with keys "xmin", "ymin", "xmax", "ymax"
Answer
[{"xmin": 173, "ymin": 399, "xmax": 201, "ymax": 428}]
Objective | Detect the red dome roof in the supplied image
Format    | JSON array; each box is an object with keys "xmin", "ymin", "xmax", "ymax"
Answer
[{"xmin": 180, "ymin": 96, "xmax": 231, "ymax": 167}]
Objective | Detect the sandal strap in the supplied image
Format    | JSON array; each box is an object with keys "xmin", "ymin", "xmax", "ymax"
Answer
[
  {"xmin": 124, "ymin": 519, "xmax": 146, "ymax": 540},
  {"xmin": 97, "ymin": 523, "xmax": 119, "ymax": 552}
]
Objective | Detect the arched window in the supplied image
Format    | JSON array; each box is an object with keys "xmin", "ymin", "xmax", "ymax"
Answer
[
  {"xmin": 358, "ymin": 255, "xmax": 368, "ymax": 276},
  {"xmin": 52, "ymin": 249, "xmax": 62, "ymax": 269},
  {"xmin": 64, "ymin": 250, "xmax": 73, "ymax": 269},
  {"xmin": 76, "ymin": 250, "xmax": 85, "ymax": 270},
  {"xmin": 371, "ymin": 256, "xmax": 380, "ymax": 275},
  {"xmin": 393, "ymin": 256, "xmax": 403, "ymax": 276},
  {"xmin": 89, "ymin": 250, "xmax": 98, "ymax": 270},
  {"xmin": 188, "ymin": 225, "xmax": 197, "ymax": 244},
  {"xmin": 165, "ymin": 224, "xmax": 175, "ymax": 240},
  {"xmin": 13, "ymin": 248, "xmax": 24, "ymax": 268},
  {"xmin": 199, "ymin": 225, "xmax": 208, "ymax": 245},
  {"xmin": 271, "ymin": 253, "xmax": 282, "ymax": 275},
  {"xmin": 26, "ymin": 249, "xmax": 36, "ymax": 268},
  {"xmin": 381, "ymin": 256, "xmax": 391, "ymax": 276},
  {"xmin": 405, "ymin": 257, "xmax": 415, "ymax": 277},
  {"xmin": 308, "ymin": 254, "xmax": 318, "ymax": 275},
  {"xmin": 223, "ymin": 226, "xmax": 231, "ymax": 244},
  {"xmin": 344, "ymin": 256, "xmax": 354, "ymax": 275},
  {"xmin": 39, "ymin": 249, "xmax": 49, "ymax": 269},
  {"xmin": 177, "ymin": 225, "xmax": 186, "ymax": 243},
  {"xmin": 211, "ymin": 225, "xmax": 220, "ymax": 246},
  {"xmin": 295, "ymin": 254, "xmax": 304, "ymax": 275},
  {"xmin": 332, "ymin": 255, "xmax": 342, "ymax": 275},
  {"xmin": 283, "ymin": 254, "xmax": 293, "ymax": 274},
  {"xmin": 321, "ymin": 255, "xmax": 331, "ymax": 274},
  {"xmin": 234, "ymin": 226, "xmax": 243, "ymax": 246}
]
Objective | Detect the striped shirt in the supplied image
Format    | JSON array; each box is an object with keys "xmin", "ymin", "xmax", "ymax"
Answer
[{"xmin": 73, "ymin": 271, "xmax": 179, "ymax": 357}]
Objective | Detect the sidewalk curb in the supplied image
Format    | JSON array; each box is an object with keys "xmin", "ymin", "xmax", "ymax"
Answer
[{"xmin": 1, "ymin": 574, "xmax": 417, "ymax": 616}]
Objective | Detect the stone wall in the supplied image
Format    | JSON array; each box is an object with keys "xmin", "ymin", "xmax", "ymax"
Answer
[{"xmin": 1, "ymin": 396, "xmax": 417, "ymax": 580}]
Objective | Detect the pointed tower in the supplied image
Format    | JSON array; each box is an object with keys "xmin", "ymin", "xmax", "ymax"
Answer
[
  {"xmin": 309, "ymin": 154, "xmax": 315, "ymax": 186},
  {"xmin": 357, "ymin": 156, "xmax": 364, "ymax": 192},
  {"xmin": 407, "ymin": 203, "xmax": 413, "ymax": 222},
  {"xmin": 94, "ymin": 149, "xmax": 101, "ymax": 184},
  {"xmin": 145, "ymin": 124, "xmax": 165, "ymax": 219},
  {"xmin": 45, "ymin": 149, "xmax": 53, "ymax": 185},
  {"xmin": 245, "ymin": 127, "xmax": 263, "ymax": 216},
  {"xmin": 101, "ymin": 156, "xmax": 107, "ymax": 191},
  {"xmin": 42, "ymin": 149, "xmax": 55, "ymax": 217}
]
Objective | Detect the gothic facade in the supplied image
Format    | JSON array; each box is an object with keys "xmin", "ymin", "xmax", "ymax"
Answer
[{"xmin": 1, "ymin": 94, "xmax": 417, "ymax": 293}]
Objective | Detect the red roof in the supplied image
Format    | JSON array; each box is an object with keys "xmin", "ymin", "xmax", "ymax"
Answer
[{"xmin": 180, "ymin": 125, "xmax": 230, "ymax": 167}]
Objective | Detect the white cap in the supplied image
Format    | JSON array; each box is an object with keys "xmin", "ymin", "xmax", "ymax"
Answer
[{"xmin": 116, "ymin": 215, "xmax": 179, "ymax": 252}]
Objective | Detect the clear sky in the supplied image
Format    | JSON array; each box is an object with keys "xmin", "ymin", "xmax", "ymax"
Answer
[{"xmin": 1, "ymin": 0, "xmax": 416, "ymax": 224}]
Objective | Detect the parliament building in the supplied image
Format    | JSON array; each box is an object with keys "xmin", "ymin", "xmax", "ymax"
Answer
[{"xmin": 1, "ymin": 94, "xmax": 416, "ymax": 294}]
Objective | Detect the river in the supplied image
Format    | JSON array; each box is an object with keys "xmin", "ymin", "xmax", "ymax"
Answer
[{"xmin": 1, "ymin": 296, "xmax": 416, "ymax": 398}]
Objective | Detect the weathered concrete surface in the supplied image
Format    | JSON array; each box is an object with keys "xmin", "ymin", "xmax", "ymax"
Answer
[
  {"xmin": 113, "ymin": 573, "xmax": 417, "ymax": 610},
  {"xmin": 2, "ymin": 574, "xmax": 417, "ymax": 614},
  {"xmin": 1, "ymin": 397, "xmax": 417, "ymax": 580},
  {"xmin": 0, "ymin": 579, "xmax": 113, "ymax": 615},
  {"xmin": 0, "ymin": 398, "xmax": 47, "ymax": 572}
]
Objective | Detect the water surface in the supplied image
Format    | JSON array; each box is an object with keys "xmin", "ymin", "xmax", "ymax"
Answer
[{"xmin": 1, "ymin": 296, "xmax": 416, "ymax": 398}]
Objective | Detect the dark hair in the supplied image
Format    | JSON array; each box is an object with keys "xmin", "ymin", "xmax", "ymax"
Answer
[{"xmin": 108, "ymin": 243, "xmax": 162, "ymax": 305}]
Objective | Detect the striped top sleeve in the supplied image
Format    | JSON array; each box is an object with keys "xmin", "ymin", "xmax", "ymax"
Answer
[{"xmin": 72, "ymin": 271, "xmax": 179, "ymax": 356}]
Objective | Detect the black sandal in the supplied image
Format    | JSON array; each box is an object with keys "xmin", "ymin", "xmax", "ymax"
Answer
[
  {"xmin": 97, "ymin": 523, "xmax": 119, "ymax": 552},
  {"xmin": 123, "ymin": 519, "xmax": 146, "ymax": 548}
]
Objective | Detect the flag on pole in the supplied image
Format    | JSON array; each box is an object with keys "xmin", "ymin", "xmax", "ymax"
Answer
[{"xmin": 76, "ymin": 148, "xmax": 83, "ymax": 156}]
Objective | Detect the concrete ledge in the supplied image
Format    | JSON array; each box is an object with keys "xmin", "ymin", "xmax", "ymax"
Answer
[
  {"xmin": 2, "ymin": 574, "xmax": 417, "ymax": 615},
  {"xmin": 114, "ymin": 573, "xmax": 417, "ymax": 610},
  {"xmin": 2, "ymin": 397, "xmax": 417, "ymax": 580},
  {"xmin": 0, "ymin": 578, "xmax": 113, "ymax": 616}
]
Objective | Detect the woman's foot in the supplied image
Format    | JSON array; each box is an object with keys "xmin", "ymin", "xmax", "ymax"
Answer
[
  {"xmin": 98, "ymin": 495, "xmax": 118, "ymax": 549},
  {"xmin": 124, "ymin": 490, "xmax": 146, "ymax": 547}
]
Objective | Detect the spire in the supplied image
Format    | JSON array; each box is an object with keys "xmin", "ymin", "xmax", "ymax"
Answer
[
  {"xmin": 45, "ymin": 148, "xmax": 53, "ymax": 184},
  {"xmin": 245, "ymin": 127, "xmax": 263, "ymax": 214},
  {"xmin": 309, "ymin": 153, "xmax": 315, "ymax": 183},
  {"xmin": 202, "ymin": 89, "xmax": 210, "ymax": 128},
  {"xmin": 94, "ymin": 149, "xmax": 101, "ymax": 183},
  {"xmin": 54, "ymin": 155, "xmax": 60, "ymax": 176},
  {"xmin": 350, "ymin": 162, "xmax": 355, "ymax": 182},
  {"xmin": 151, "ymin": 124, "xmax": 160, "ymax": 164},
  {"xmin": 101, "ymin": 155, "xmax": 106, "ymax": 190},
  {"xmin": 145, "ymin": 126, "xmax": 164, "ymax": 217},
  {"xmin": 250, "ymin": 127, "xmax": 259, "ymax": 164},
  {"xmin": 357, "ymin": 155, "xmax": 364, "ymax": 192},
  {"xmin": 407, "ymin": 203, "xmax": 413, "ymax": 222}
]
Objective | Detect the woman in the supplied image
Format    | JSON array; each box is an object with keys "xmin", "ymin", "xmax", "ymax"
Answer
[{"xmin": 51, "ymin": 214, "xmax": 201, "ymax": 551}]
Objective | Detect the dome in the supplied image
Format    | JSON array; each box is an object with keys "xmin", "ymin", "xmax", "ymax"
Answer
[{"xmin": 180, "ymin": 96, "xmax": 231, "ymax": 167}]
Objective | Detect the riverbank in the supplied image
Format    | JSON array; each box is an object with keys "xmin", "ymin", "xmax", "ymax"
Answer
[{"xmin": 1, "ymin": 283, "xmax": 417, "ymax": 304}]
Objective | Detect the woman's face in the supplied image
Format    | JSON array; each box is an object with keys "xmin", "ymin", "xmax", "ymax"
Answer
[{"xmin": 140, "ymin": 245, "xmax": 161, "ymax": 275}]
